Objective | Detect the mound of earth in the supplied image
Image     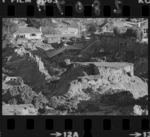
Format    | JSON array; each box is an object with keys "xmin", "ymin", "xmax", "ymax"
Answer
[
  {"xmin": 2, "ymin": 36, "xmax": 148, "ymax": 115},
  {"xmin": 47, "ymin": 62, "xmax": 148, "ymax": 112},
  {"xmin": 2, "ymin": 103, "xmax": 38, "ymax": 115}
]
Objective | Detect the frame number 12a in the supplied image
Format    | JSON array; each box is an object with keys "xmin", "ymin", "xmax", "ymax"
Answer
[{"xmin": 50, "ymin": 132, "xmax": 79, "ymax": 137}]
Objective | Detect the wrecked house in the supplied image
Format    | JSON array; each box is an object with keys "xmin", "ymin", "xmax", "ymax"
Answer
[
  {"xmin": 2, "ymin": 18, "xmax": 148, "ymax": 116},
  {"xmin": 13, "ymin": 27, "xmax": 43, "ymax": 40},
  {"xmin": 44, "ymin": 34, "xmax": 61, "ymax": 44}
]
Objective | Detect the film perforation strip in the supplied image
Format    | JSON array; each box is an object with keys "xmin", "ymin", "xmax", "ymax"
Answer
[
  {"xmin": 141, "ymin": 119, "xmax": 150, "ymax": 130},
  {"xmin": 26, "ymin": 119, "xmax": 34, "ymax": 130},
  {"xmin": 103, "ymin": 119, "xmax": 111, "ymax": 130},
  {"xmin": 46, "ymin": 5, "xmax": 54, "ymax": 16},
  {"xmin": 6, "ymin": 4, "xmax": 150, "ymax": 17},
  {"xmin": 103, "ymin": 6, "xmax": 111, "ymax": 17},
  {"xmin": 46, "ymin": 119, "xmax": 53, "ymax": 130},
  {"xmin": 27, "ymin": 5, "xmax": 35, "ymax": 17},
  {"xmin": 65, "ymin": 119, "xmax": 72, "ymax": 130},
  {"xmin": 6, "ymin": 119, "xmax": 150, "ymax": 131},
  {"xmin": 2, "ymin": 118, "xmax": 149, "ymax": 137},
  {"xmin": 7, "ymin": 119, "xmax": 15, "ymax": 130},
  {"xmin": 142, "ymin": 6, "xmax": 150, "ymax": 16},
  {"xmin": 65, "ymin": 6, "xmax": 73, "ymax": 17},
  {"xmin": 7, "ymin": 5, "xmax": 15, "ymax": 16},
  {"xmin": 84, "ymin": 6, "xmax": 92, "ymax": 17},
  {"xmin": 83, "ymin": 119, "xmax": 92, "ymax": 137},
  {"xmin": 84, "ymin": 119, "xmax": 92, "ymax": 130},
  {"xmin": 122, "ymin": 119, "xmax": 130, "ymax": 130},
  {"xmin": 122, "ymin": 6, "xmax": 130, "ymax": 17}
]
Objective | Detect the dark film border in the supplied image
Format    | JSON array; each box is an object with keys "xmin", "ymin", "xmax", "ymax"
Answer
[
  {"xmin": 0, "ymin": 0, "xmax": 149, "ymax": 17},
  {"xmin": 0, "ymin": 0, "xmax": 150, "ymax": 137}
]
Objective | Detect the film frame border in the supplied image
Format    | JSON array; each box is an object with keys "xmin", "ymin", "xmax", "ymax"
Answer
[
  {"xmin": 0, "ymin": 0, "xmax": 150, "ymax": 137},
  {"xmin": 0, "ymin": 0, "xmax": 149, "ymax": 17}
]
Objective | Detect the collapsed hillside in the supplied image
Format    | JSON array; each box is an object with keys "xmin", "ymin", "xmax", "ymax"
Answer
[
  {"xmin": 2, "ymin": 36, "xmax": 148, "ymax": 115},
  {"xmin": 47, "ymin": 62, "xmax": 147, "ymax": 113}
]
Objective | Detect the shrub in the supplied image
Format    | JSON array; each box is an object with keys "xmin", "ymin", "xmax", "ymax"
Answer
[
  {"xmin": 113, "ymin": 27, "xmax": 121, "ymax": 36},
  {"xmin": 2, "ymin": 78, "xmax": 48, "ymax": 108}
]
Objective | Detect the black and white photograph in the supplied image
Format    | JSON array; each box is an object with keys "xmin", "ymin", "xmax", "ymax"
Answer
[{"xmin": 2, "ymin": 18, "xmax": 148, "ymax": 115}]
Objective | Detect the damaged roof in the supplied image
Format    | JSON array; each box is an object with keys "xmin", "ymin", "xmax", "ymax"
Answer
[{"xmin": 14, "ymin": 27, "xmax": 42, "ymax": 34}]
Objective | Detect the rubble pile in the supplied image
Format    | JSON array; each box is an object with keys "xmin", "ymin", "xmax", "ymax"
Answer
[
  {"xmin": 47, "ymin": 62, "xmax": 147, "ymax": 113},
  {"xmin": 133, "ymin": 57, "xmax": 148, "ymax": 78},
  {"xmin": 2, "ymin": 34, "xmax": 148, "ymax": 115},
  {"xmin": 2, "ymin": 103, "xmax": 38, "ymax": 115},
  {"xmin": 2, "ymin": 76, "xmax": 48, "ymax": 104}
]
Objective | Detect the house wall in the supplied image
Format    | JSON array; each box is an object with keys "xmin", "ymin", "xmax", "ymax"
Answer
[
  {"xmin": 47, "ymin": 37, "xmax": 60, "ymax": 43},
  {"xmin": 13, "ymin": 33, "xmax": 42, "ymax": 40},
  {"xmin": 125, "ymin": 21, "xmax": 139, "ymax": 27},
  {"xmin": 64, "ymin": 28, "xmax": 79, "ymax": 36},
  {"xmin": 120, "ymin": 27, "xmax": 127, "ymax": 33},
  {"xmin": 142, "ymin": 28, "xmax": 148, "ymax": 38},
  {"xmin": 25, "ymin": 33, "xmax": 42, "ymax": 39},
  {"xmin": 142, "ymin": 38, "xmax": 148, "ymax": 43}
]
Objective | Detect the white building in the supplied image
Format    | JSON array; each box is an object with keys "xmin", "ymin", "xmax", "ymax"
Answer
[
  {"xmin": 140, "ymin": 20, "xmax": 148, "ymax": 43},
  {"xmin": 44, "ymin": 34, "xmax": 61, "ymax": 44},
  {"xmin": 13, "ymin": 27, "xmax": 42, "ymax": 40},
  {"xmin": 65, "ymin": 27, "xmax": 79, "ymax": 37},
  {"xmin": 57, "ymin": 27, "xmax": 79, "ymax": 37},
  {"xmin": 125, "ymin": 19, "xmax": 148, "ymax": 43}
]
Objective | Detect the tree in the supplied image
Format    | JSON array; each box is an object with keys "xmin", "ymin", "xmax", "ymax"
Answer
[
  {"xmin": 27, "ymin": 18, "xmax": 57, "ymax": 28},
  {"xmin": 135, "ymin": 29, "xmax": 142, "ymax": 41},
  {"xmin": 2, "ymin": 18, "xmax": 18, "ymax": 34},
  {"xmin": 42, "ymin": 26, "xmax": 57, "ymax": 34},
  {"xmin": 27, "ymin": 18, "xmax": 41, "ymax": 28},
  {"xmin": 9, "ymin": 23, "xmax": 18, "ymax": 34},
  {"xmin": 122, "ymin": 28, "xmax": 142, "ymax": 40},
  {"xmin": 88, "ymin": 23, "xmax": 97, "ymax": 33},
  {"xmin": 113, "ymin": 27, "xmax": 121, "ymax": 36},
  {"xmin": 2, "ymin": 39, "xmax": 9, "ymax": 49},
  {"xmin": 2, "ymin": 18, "xmax": 18, "ymax": 49},
  {"xmin": 124, "ymin": 28, "xmax": 136, "ymax": 37}
]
